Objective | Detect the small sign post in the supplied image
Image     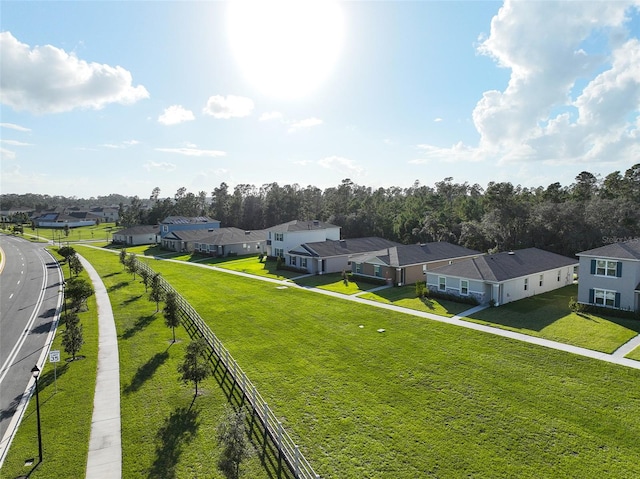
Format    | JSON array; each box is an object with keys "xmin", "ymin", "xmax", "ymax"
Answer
[{"xmin": 49, "ymin": 350, "xmax": 60, "ymax": 393}]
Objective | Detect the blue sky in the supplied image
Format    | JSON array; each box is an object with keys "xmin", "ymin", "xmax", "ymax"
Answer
[{"xmin": 1, "ymin": 1, "xmax": 639, "ymax": 199}]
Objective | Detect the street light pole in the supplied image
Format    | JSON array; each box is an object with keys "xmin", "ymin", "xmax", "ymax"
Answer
[{"xmin": 31, "ymin": 365, "xmax": 43, "ymax": 463}]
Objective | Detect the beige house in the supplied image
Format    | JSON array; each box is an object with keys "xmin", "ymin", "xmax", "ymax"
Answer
[{"xmin": 351, "ymin": 242, "xmax": 481, "ymax": 286}]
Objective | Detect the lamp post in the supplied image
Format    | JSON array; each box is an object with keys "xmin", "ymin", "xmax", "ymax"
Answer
[{"xmin": 31, "ymin": 365, "xmax": 43, "ymax": 463}]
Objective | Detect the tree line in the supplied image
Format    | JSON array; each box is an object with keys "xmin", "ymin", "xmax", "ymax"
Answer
[
  {"xmin": 120, "ymin": 165, "xmax": 640, "ymax": 257},
  {"xmin": 3, "ymin": 164, "xmax": 638, "ymax": 257}
]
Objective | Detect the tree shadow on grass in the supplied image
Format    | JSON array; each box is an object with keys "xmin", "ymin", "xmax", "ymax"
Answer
[
  {"xmin": 122, "ymin": 294, "xmax": 143, "ymax": 305},
  {"xmin": 108, "ymin": 281, "xmax": 129, "ymax": 292},
  {"xmin": 120, "ymin": 314, "xmax": 156, "ymax": 340},
  {"xmin": 420, "ymin": 297, "xmax": 436, "ymax": 310},
  {"xmin": 148, "ymin": 406, "xmax": 200, "ymax": 479},
  {"xmin": 123, "ymin": 351, "xmax": 169, "ymax": 394},
  {"xmin": 102, "ymin": 271, "xmax": 122, "ymax": 278}
]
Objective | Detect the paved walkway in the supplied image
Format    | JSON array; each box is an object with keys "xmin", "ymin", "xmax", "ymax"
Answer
[{"xmin": 79, "ymin": 255, "xmax": 122, "ymax": 479}]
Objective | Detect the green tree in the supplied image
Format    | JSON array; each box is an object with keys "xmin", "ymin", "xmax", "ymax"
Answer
[
  {"xmin": 139, "ymin": 267, "xmax": 151, "ymax": 292},
  {"xmin": 58, "ymin": 245, "xmax": 76, "ymax": 260},
  {"xmin": 63, "ymin": 224, "xmax": 70, "ymax": 237},
  {"xmin": 217, "ymin": 405, "xmax": 253, "ymax": 479},
  {"xmin": 178, "ymin": 338, "xmax": 211, "ymax": 397},
  {"xmin": 119, "ymin": 248, "xmax": 128, "ymax": 269},
  {"xmin": 149, "ymin": 273, "xmax": 165, "ymax": 312},
  {"xmin": 125, "ymin": 252, "xmax": 138, "ymax": 279},
  {"xmin": 66, "ymin": 277, "xmax": 95, "ymax": 312},
  {"xmin": 69, "ymin": 254, "xmax": 84, "ymax": 277},
  {"xmin": 163, "ymin": 290, "xmax": 181, "ymax": 343},
  {"xmin": 62, "ymin": 321, "xmax": 84, "ymax": 361}
]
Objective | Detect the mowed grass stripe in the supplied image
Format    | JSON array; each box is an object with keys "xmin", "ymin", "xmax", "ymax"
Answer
[{"xmin": 128, "ymin": 254, "xmax": 640, "ymax": 478}]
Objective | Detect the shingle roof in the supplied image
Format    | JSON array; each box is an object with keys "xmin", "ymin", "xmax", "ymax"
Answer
[
  {"xmin": 267, "ymin": 220, "xmax": 339, "ymax": 232},
  {"xmin": 165, "ymin": 227, "xmax": 266, "ymax": 244},
  {"xmin": 290, "ymin": 237, "xmax": 401, "ymax": 258},
  {"xmin": 429, "ymin": 247, "xmax": 578, "ymax": 282},
  {"xmin": 114, "ymin": 225, "xmax": 158, "ymax": 236},
  {"xmin": 352, "ymin": 242, "xmax": 481, "ymax": 267},
  {"xmin": 161, "ymin": 216, "xmax": 219, "ymax": 225},
  {"xmin": 576, "ymin": 240, "xmax": 640, "ymax": 261}
]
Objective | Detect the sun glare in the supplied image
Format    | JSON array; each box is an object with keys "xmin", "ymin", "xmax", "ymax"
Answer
[{"xmin": 227, "ymin": 0, "xmax": 344, "ymax": 99}]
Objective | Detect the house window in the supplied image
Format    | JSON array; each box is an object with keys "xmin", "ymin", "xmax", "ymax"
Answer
[
  {"xmin": 274, "ymin": 248, "xmax": 284, "ymax": 257},
  {"xmin": 460, "ymin": 280, "xmax": 469, "ymax": 295},
  {"xmin": 438, "ymin": 277, "xmax": 446, "ymax": 291},
  {"xmin": 539, "ymin": 274, "xmax": 543, "ymax": 287},
  {"xmin": 290, "ymin": 256, "xmax": 296, "ymax": 266},
  {"xmin": 595, "ymin": 259, "xmax": 619, "ymax": 277},
  {"xmin": 355, "ymin": 263, "xmax": 361, "ymax": 274},
  {"xmin": 557, "ymin": 270, "xmax": 561, "ymax": 282},
  {"xmin": 301, "ymin": 258, "xmax": 307, "ymax": 268},
  {"xmin": 374, "ymin": 265, "xmax": 382, "ymax": 277},
  {"xmin": 593, "ymin": 288, "xmax": 617, "ymax": 308},
  {"xmin": 524, "ymin": 278, "xmax": 529, "ymax": 291},
  {"xmin": 274, "ymin": 232, "xmax": 284, "ymax": 241},
  {"xmin": 162, "ymin": 225, "xmax": 168, "ymax": 232}
]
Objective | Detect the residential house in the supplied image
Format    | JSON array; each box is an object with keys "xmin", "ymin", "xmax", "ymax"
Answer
[
  {"xmin": 161, "ymin": 230, "xmax": 212, "ymax": 252},
  {"xmin": 576, "ymin": 240, "xmax": 640, "ymax": 312},
  {"xmin": 159, "ymin": 216, "xmax": 220, "ymax": 238},
  {"xmin": 32, "ymin": 211, "xmax": 96, "ymax": 228},
  {"xmin": 351, "ymin": 242, "xmax": 481, "ymax": 286},
  {"xmin": 425, "ymin": 247, "xmax": 577, "ymax": 306},
  {"xmin": 266, "ymin": 220, "xmax": 341, "ymax": 260},
  {"xmin": 193, "ymin": 228, "xmax": 267, "ymax": 257},
  {"xmin": 90, "ymin": 206, "xmax": 119, "ymax": 223},
  {"xmin": 112, "ymin": 225, "xmax": 159, "ymax": 246},
  {"xmin": 287, "ymin": 237, "xmax": 401, "ymax": 274}
]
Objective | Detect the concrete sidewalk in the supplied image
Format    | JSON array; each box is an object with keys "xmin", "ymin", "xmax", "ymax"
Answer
[{"xmin": 79, "ymin": 255, "xmax": 122, "ymax": 479}]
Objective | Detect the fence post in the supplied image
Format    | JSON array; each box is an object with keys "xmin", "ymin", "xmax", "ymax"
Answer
[
  {"xmin": 295, "ymin": 445, "xmax": 300, "ymax": 476},
  {"xmin": 277, "ymin": 421, "xmax": 283, "ymax": 450},
  {"xmin": 263, "ymin": 402, "xmax": 269, "ymax": 426}
]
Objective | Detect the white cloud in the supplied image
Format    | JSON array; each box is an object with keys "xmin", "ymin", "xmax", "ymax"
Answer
[
  {"xmin": 203, "ymin": 95, "xmax": 254, "ymax": 119},
  {"xmin": 1, "ymin": 147, "xmax": 17, "ymax": 160},
  {"xmin": 470, "ymin": 0, "xmax": 640, "ymax": 164},
  {"xmin": 259, "ymin": 111, "xmax": 283, "ymax": 121},
  {"xmin": 0, "ymin": 122, "xmax": 31, "ymax": 132},
  {"xmin": 155, "ymin": 147, "xmax": 227, "ymax": 157},
  {"xmin": 158, "ymin": 105, "xmax": 195, "ymax": 125},
  {"xmin": 1, "ymin": 139, "xmax": 31, "ymax": 146},
  {"xmin": 416, "ymin": 1, "xmax": 640, "ymax": 167},
  {"xmin": 99, "ymin": 140, "xmax": 139, "ymax": 149},
  {"xmin": 143, "ymin": 161, "xmax": 177, "ymax": 172},
  {"xmin": 0, "ymin": 32, "xmax": 149, "ymax": 114},
  {"xmin": 433, "ymin": 118, "xmax": 443, "ymax": 123},
  {"xmin": 288, "ymin": 117, "xmax": 323, "ymax": 133},
  {"xmin": 318, "ymin": 155, "xmax": 363, "ymax": 174}
]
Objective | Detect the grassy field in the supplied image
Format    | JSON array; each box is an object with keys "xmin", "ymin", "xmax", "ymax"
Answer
[
  {"xmin": 215, "ymin": 256, "xmax": 301, "ymax": 280},
  {"xmin": 19, "ymin": 223, "xmax": 119, "ymax": 243},
  {"xmin": 294, "ymin": 272, "xmax": 378, "ymax": 294},
  {"xmin": 627, "ymin": 346, "xmax": 640, "ymax": 360},
  {"xmin": 359, "ymin": 285, "xmax": 472, "ymax": 317},
  {"xmin": 71, "ymin": 247, "xmax": 269, "ymax": 479},
  {"xmin": 1, "ymin": 253, "xmax": 98, "ymax": 479},
  {"xmin": 125, "ymin": 252, "xmax": 640, "ymax": 478},
  {"xmin": 464, "ymin": 284, "xmax": 640, "ymax": 353}
]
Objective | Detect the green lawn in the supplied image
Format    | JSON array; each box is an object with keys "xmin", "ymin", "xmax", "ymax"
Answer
[
  {"xmin": 128, "ymin": 254, "xmax": 640, "ymax": 479},
  {"xmin": 73, "ymin": 247, "xmax": 269, "ymax": 479},
  {"xmin": 359, "ymin": 285, "xmax": 473, "ymax": 317},
  {"xmin": 1, "ymin": 253, "xmax": 98, "ymax": 479},
  {"xmin": 294, "ymin": 272, "xmax": 378, "ymax": 294},
  {"xmin": 215, "ymin": 256, "xmax": 300, "ymax": 280},
  {"xmin": 465, "ymin": 284, "xmax": 640, "ymax": 353},
  {"xmin": 627, "ymin": 347, "xmax": 640, "ymax": 360},
  {"xmin": 22, "ymin": 223, "xmax": 119, "ymax": 243}
]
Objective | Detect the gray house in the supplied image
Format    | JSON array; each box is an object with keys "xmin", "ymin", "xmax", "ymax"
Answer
[
  {"xmin": 576, "ymin": 240, "xmax": 640, "ymax": 312},
  {"xmin": 287, "ymin": 237, "xmax": 401, "ymax": 274},
  {"xmin": 112, "ymin": 225, "xmax": 158, "ymax": 246},
  {"xmin": 193, "ymin": 228, "xmax": 267, "ymax": 257},
  {"xmin": 426, "ymin": 248, "xmax": 577, "ymax": 306},
  {"xmin": 159, "ymin": 216, "xmax": 220, "ymax": 239}
]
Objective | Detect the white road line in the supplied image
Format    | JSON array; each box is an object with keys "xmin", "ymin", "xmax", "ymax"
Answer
[{"xmin": 0, "ymin": 259, "xmax": 47, "ymax": 385}]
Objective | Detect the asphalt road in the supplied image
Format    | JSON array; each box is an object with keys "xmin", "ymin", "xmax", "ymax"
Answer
[{"xmin": 0, "ymin": 234, "xmax": 62, "ymax": 456}]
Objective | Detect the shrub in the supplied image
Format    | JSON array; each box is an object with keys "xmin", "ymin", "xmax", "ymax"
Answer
[
  {"xmin": 415, "ymin": 281, "xmax": 426, "ymax": 298},
  {"xmin": 427, "ymin": 289, "xmax": 479, "ymax": 306}
]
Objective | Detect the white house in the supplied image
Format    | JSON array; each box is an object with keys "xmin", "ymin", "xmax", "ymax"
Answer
[
  {"xmin": 112, "ymin": 225, "xmax": 158, "ymax": 246},
  {"xmin": 266, "ymin": 220, "xmax": 340, "ymax": 269},
  {"xmin": 426, "ymin": 248, "xmax": 577, "ymax": 306}
]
